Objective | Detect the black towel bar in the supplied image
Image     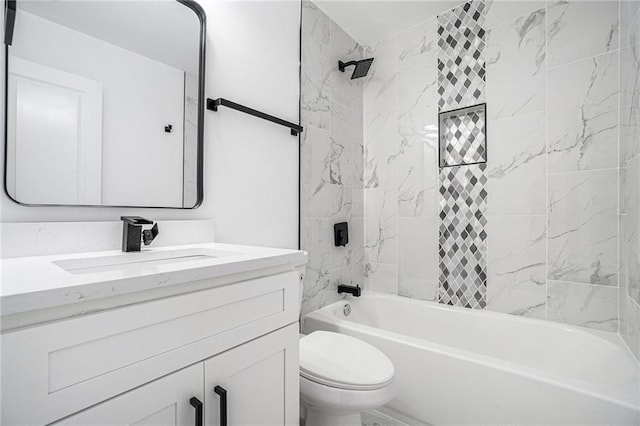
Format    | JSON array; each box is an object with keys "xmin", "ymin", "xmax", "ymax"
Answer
[{"xmin": 207, "ymin": 98, "xmax": 303, "ymax": 136}]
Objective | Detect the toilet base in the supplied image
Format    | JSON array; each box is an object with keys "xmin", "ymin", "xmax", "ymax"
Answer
[{"xmin": 304, "ymin": 406, "xmax": 361, "ymax": 426}]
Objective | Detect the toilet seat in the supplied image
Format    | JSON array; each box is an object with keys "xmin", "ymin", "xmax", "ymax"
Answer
[{"xmin": 300, "ymin": 331, "xmax": 394, "ymax": 391}]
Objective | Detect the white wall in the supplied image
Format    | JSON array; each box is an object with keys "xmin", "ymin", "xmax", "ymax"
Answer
[
  {"xmin": 0, "ymin": 0, "xmax": 301, "ymax": 251},
  {"xmin": 207, "ymin": 1, "xmax": 300, "ymax": 249}
]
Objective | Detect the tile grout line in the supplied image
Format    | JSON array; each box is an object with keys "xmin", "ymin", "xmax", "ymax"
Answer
[
  {"xmin": 547, "ymin": 278, "xmax": 623, "ymax": 291},
  {"xmin": 547, "ymin": 46, "xmax": 621, "ymax": 71},
  {"xmin": 547, "ymin": 166, "xmax": 622, "ymax": 176},
  {"xmin": 545, "ymin": 0, "xmax": 550, "ymax": 322},
  {"xmin": 617, "ymin": 0, "xmax": 622, "ymax": 336}
]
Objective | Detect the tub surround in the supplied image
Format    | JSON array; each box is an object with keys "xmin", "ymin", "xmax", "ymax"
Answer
[
  {"xmin": 361, "ymin": 0, "xmax": 623, "ymax": 331},
  {"xmin": 300, "ymin": 0, "xmax": 628, "ymax": 335},
  {"xmin": 1, "ymin": 242, "xmax": 307, "ymax": 330},
  {"xmin": 300, "ymin": 0, "xmax": 365, "ymax": 316}
]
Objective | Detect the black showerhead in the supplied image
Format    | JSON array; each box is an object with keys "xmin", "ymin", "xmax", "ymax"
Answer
[{"xmin": 338, "ymin": 58, "xmax": 374, "ymax": 79}]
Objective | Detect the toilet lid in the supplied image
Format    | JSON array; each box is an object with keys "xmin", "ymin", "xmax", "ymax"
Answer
[{"xmin": 300, "ymin": 331, "xmax": 394, "ymax": 391}]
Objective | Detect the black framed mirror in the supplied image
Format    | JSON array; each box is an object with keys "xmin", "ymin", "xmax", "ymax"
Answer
[{"xmin": 3, "ymin": 0, "xmax": 205, "ymax": 208}]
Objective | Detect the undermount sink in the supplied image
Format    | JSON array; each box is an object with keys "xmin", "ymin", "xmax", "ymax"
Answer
[{"xmin": 53, "ymin": 248, "xmax": 239, "ymax": 275}]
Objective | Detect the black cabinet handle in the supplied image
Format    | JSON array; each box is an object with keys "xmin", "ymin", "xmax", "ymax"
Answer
[
  {"xmin": 214, "ymin": 385, "xmax": 228, "ymax": 426},
  {"xmin": 189, "ymin": 397, "xmax": 203, "ymax": 426}
]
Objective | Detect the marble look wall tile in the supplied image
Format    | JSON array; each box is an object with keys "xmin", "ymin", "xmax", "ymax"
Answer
[
  {"xmin": 300, "ymin": 218, "xmax": 333, "ymax": 316},
  {"xmin": 484, "ymin": 0, "xmax": 545, "ymax": 29},
  {"xmin": 620, "ymin": 45, "xmax": 640, "ymax": 112},
  {"xmin": 301, "ymin": 266, "xmax": 336, "ymax": 317},
  {"xmin": 364, "ymin": 37, "xmax": 397, "ymax": 109},
  {"xmin": 621, "ymin": 295, "xmax": 640, "ymax": 361},
  {"xmin": 301, "ymin": 6, "xmax": 364, "ymax": 317},
  {"xmin": 364, "ymin": 262, "xmax": 398, "ymax": 294},
  {"xmin": 620, "ymin": 43, "xmax": 640, "ymax": 164},
  {"xmin": 302, "ymin": 0, "xmax": 330, "ymax": 45},
  {"xmin": 397, "ymin": 18, "xmax": 438, "ymax": 72},
  {"xmin": 398, "ymin": 217, "xmax": 439, "ymax": 301},
  {"xmin": 620, "ymin": 1, "xmax": 640, "ymax": 48},
  {"xmin": 486, "ymin": 9, "xmax": 546, "ymax": 120},
  {"xmin": 364, "ymin": 109, "xmax": 398, "ymax": 189},
  {"xmin": 548, "ymin": 51, "xmax": 619, "ymax": 172},
  {"xmin": 330, "ymin": 21, "xmax": 363, "ymax": 108},
  {"xmin": 397, "ymin": 30, "xmax": 438, "ymax": 217},
  {"xmin": 397, "ymin": 31, "xmax": 438, "ymax": 139},
  {"xmin": 397, "ymin": 137, "xmax": 438, "ymax": 218},
  {"xmin": 620, "ymin": 285, "xmax": 630, "ymax": 338},
  {"xmin": 548, "ymin": 169, "xmax": 618, "ymax": 286},
  {"xmin": 547, "ymin": 1, "xmax": 619, "ymax": 67},
  {"xmin": 620, "ymin": 108, "xmax": 640, "ymax": 166},
  {"xmin": 619, "ymin": 215, "xmax": 628, "ymax": 297},
  {"xmin": 351, "ymin": 183, "xmax": 364, "ymax": 219},
  {"xmin": 300, "ymin": 125, "xmax": 330, "ymax": 187},
  {"xmin": 621, "ymin": 214, "xmax": 640, "ymax": 305},
  {"xmin": 348, "ymin": 217, "xmax": 365, "ymax": 281},
  {"xmin": 301, "ymin": 219, "xmax": 331, "ymax": 272},
  {"xmin": 301, "ymin": 181, "xmax": 353, "ymax": 223},
  {"xmin": 331, "ymin": 101, "xmax": 362, "ymax": 188},
  {"xmin": 364, "ymin": 187, "xmax": 398, "ymax": 265},
  {"xmin": 301, "ymin": 32, "xmax": 330, "ymax": 130},
  {"xmin": 547, "ymin": 281, "xmax": 618, "ymax": 332},
  {"xmin": 487, "ymin": 111, "xmax": 546, "ymax": 215},
  {"xmin": 363, "ymin": 35, "xmax": 398, "ymax": 194},
  {"xmin": 621, "ymin": 156, "xmax": 640, "ymax": 215},
  {"xmin": 486, "ymin": 215, "xmax": 546, "ymax": 319}
]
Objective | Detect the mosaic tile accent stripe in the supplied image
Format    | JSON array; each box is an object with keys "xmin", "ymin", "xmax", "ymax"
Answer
[
  {"xmin": 438, "ymin": 164, "xmax": 488, "ymax": 309},
  {"xmin": 437, "ymin": 0, "xmax": 488, "ymax": 310},
  {"xmin": 437, "ymin": 0, "xmax": 487, "ymax": 111},
  {"xmin": 439, "ymin": 104, "xmax": 487, "ymax": 167}
]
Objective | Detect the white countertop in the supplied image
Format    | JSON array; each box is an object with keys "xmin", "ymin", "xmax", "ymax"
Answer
[{"xmin": 1, "ymin": 243, "xmax": 307, "ymax": 318}]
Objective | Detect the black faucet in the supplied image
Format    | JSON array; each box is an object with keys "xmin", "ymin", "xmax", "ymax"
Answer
[
  {"xmin": 338, "ymin": 284, "xmax": 361, "ymax": 297},
  {"xmin": 121, "ymin": 216, "xmax": 159, "ymax": 252}
]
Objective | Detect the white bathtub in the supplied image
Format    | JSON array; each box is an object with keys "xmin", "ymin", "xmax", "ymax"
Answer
[{"xmin": 302, "ymin": 292, "xmax": 640, "ymax": 425}]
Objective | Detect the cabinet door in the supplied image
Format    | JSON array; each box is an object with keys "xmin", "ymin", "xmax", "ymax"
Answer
[
  {"xmin": 55, "ymin": 364, "xmax": 204, "ymax": 426},
  {"xmin": 205, "ymin": 324, "xmax": 299, "ymax": 426}
]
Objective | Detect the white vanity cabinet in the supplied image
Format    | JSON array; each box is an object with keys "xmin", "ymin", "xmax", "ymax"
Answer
[
  {"xmin": 204, "ymin": 324, "xmax": 299, "ymax": 426},
  {"xmin": 1, "ymin": 266, "xmax": 303, "ymax": 426},
  {"xmin": 53, "ymin": 363, "xmax": 205, "ymax": 426},
  {"xmin": 54, "ymin": 324, "xmax": 299, "ymax": 426}
]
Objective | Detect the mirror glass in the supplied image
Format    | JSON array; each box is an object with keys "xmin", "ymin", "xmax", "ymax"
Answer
[{"xmin": 4, "ymin": 0, "xmax": 204, "ymax": 208}]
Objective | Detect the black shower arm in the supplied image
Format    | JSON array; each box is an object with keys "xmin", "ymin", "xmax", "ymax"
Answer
[{"xmin": 338, "ymin": 60, "xmax": 358, "ymax": 72}]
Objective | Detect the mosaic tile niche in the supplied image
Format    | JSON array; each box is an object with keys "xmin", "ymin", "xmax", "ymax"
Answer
[
  {"xmin": 439, "ymin": 104, "xmax": 487, "ymax": 167},
  {"xmin": 437, "ymin": 0, "xmax": 488, "ymax": 309}
]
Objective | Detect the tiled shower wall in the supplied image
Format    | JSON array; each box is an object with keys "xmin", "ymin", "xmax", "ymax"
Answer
[
  {"xmin": 300, "ymin": 1, "xmax": 364, "ymax": 316},
  {"xmin": 361, "ymin": 0, "xmax": 625, "ymax": 332},
  {"xmin": 619, "ymin": 1, "xmax": 640, "ymax": 360},
  {"xmin": 301, "ymin": 0, "xmax": 636, "ymax": 338}
]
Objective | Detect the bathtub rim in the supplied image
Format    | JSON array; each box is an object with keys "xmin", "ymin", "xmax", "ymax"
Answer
[{"xmin": 302, "ymin": 292, "xmax": 640, "ymax": 411}]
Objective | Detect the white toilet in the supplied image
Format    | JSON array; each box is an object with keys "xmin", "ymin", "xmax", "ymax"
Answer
[{"xmin": 299, "ymin": 331, "xmax": 397, "ymax": 426}]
